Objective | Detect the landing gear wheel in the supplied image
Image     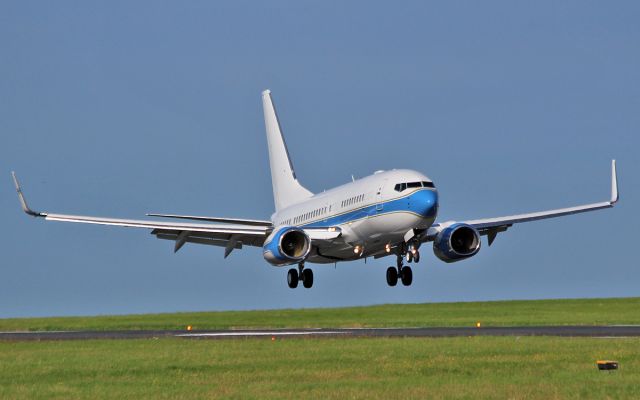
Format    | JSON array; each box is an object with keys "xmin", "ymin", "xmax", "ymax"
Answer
[
  {"xmin": 386, "ymin": 266, "xmax": 398, "ymax": 287},
  {"xmin": 302, "ymin": 268, "xmax": 314, "ymax": 288},
  {"xmin": 401, "ymin": 266, "xmax": 413, "ymax": 286},
  {"xmin": 413, "ymin": 251, "xmax": 420, "ymax": 263},
  {"xmin": 287, "ymin": 268, "xmax": 299, "ymax": 289},
  {"xmin": 406, "ymin": 251, "xmax": 413, "ymax": 263}
]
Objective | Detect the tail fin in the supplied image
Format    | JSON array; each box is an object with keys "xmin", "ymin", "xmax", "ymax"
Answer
[{"xmin": 262, "ymin": 90, "xmax": 313, "ymax": 211}]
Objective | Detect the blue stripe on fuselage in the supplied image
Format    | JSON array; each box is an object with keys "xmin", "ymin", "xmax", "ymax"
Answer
[{"xmin": 299, "ymin": 188, "xmax": 438, "ymax": 228}]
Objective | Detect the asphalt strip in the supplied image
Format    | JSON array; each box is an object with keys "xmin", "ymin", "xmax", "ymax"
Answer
[
  {"xmin": 2, "ymin": 326, "xmax": 640, "ymax": 341},
  {"xmin": 177, "ymin": 331, "xmax": 349, "ymax": 338}
]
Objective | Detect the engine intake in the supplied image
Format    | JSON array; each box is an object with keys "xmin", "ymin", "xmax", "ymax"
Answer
[
  {"xmin": 433, "ymin": 223, "xmax": 481, "ymax": 263},
  {"xmin": 263, "ymin": 227, "xmax": 311, "ymax": 266}
]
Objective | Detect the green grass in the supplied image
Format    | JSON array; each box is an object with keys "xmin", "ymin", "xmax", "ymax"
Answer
[
  {"xmin": 1, "ymin": 336, "xmax": 638, "ymax": 399},
  {"xmin": 1, "ymin": 297, "xmax": 639, "ymax": 332}
]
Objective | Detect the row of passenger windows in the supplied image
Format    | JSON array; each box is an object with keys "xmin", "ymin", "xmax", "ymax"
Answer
[
  {"xmin": 394, "ymin": 181, "xmax": 435, "ymax": 192},
  {"xmin": 279, "ymin": 193, "xmax": 365, "ymax": 226},
  {"xmin": 342, "ymin": 194, "xmax": 364, "ymax": 208},
  {"xmin": 284, "ymin": 206, "xmax": 329, "ymax": 225}
]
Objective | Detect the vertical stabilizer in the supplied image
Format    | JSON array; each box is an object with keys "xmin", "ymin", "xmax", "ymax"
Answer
[{"xmin": 262, "ymin": 90, "xmax": 313, "ymax": 211}]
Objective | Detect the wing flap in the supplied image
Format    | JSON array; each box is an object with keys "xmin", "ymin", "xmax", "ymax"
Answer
[
  {"xmin": 44, "ymin": 213, "xmax": 268, "ymax": 235},
  {"xmin": 146, "ymin": 213, "xmax": 272, "ymax": 227}
]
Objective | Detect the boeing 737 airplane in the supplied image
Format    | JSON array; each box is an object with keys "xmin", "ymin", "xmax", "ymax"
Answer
[{"xmin": 13, "ymin": 90, "xmax": 619, "ymax": 289}]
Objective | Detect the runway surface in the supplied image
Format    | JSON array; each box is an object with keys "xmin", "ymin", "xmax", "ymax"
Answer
[{"xmin": 2, "ymin": 326, "xmax": 640, "ymax": 341}]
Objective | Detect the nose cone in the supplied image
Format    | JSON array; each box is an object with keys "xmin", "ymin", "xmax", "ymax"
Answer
[{"xmin": 411, "ymin": 189, "xmax": 438, "ymax": 219}]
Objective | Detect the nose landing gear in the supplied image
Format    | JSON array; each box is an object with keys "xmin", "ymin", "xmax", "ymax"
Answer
[
  {"xmin": 406, "ymin": 245, "xmax": 421, "ymax": 264},
  {"xmin": 287, "ymin": 263, "xmax": 313, "ymax": 289}
]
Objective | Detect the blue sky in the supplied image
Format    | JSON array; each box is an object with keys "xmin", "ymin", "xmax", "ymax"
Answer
[{"xmin": 1, "ymin": 1, "xmax": 638, "ymax": 317}]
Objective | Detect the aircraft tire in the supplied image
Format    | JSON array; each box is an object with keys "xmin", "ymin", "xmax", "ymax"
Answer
[
  {"xmin": 413, "ymin": 251, "xmax": 420, "ymax": 263},
  {"xmin": 386, "ymin": 267, "xmax": 398, "ymax": 286},
  {"xmin": 401, "ymin": 266, "xmax": 413, "ymax": 286},
  {"xmin": 406, "ymin": 251, "xmax": 413, "ymax": 263},
  {"xmin": 302, "ymin": 268, "xmax": 314, "ymax": 288},
  {"xmin": 287, "ymin": 268, "xmax": 299, "ymax": 289}
]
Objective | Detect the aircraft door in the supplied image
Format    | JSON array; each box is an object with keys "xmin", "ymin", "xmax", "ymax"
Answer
[{"xmin": 376, "ymin": 180, "xmax": 386, "ymax": 212}]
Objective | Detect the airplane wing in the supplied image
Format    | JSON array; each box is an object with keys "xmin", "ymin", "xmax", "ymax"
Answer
[
  {"xmin": 12, "ymin": 173, "xmax": 341, "ymax": 257},
  {"xmin": 11, "ymin": 172, "xmax": 271, "ymax": 256},
  {"xmin": 426, "ymin": 160, "xmax": 619, "ymax": 245}
]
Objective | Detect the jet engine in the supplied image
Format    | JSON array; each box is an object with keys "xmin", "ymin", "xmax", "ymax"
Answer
[
  {"xmin": 433, "ymin": 223, "xmax": 481, "ymax": 263},
  {"xmin": 263, "ymin": 226, "xmax": 312, "ymax": 266}
]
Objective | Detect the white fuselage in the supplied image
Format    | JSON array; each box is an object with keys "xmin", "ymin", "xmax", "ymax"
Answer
[{"xmin": 271, "ymin": 169, "xmax": 439, "ymax": 264}]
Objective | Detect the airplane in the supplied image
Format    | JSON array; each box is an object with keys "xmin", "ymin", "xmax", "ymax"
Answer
[{"xmin": 12, "ymin": 90, "xmax": 619, "ymax": 289}]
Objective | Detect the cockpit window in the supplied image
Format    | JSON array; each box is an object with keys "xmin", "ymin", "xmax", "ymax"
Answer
[
  {"xmin": 394, "ymin": 183, "xmax": 406, "ymax": 192},
  {"xmin": 394, "ymin": 181, "xmax": 435, "ymax": 192}
]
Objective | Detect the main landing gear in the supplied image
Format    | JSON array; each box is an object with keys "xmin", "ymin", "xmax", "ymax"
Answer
[
  {"xmin": 287, "ymin": 263, "xmax": 313, "ymax": 289},
  {"xmin": 386, "ymin": 247, "xmax": 420, "ymax": 287}
]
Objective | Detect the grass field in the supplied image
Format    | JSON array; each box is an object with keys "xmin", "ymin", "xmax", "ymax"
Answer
[
  {"xmin": 1, "ymin": 336, "xmax": 638, "ymax": 399},
  {"xmin": 2, "ymin": 298, "xmax": 639, "ymax": 399},
  {"xmin": 0, "ymin": 297, "xmax": 638, "ymax": 332}
]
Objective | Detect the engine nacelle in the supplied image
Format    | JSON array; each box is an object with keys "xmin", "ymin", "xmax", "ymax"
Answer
[
  {"xmin": 263, "ymin": 226, "xmax": 312, "ymax": 266},
  {"xmin": 433, "ymin": 223, "xmax": 481, "ymax": 263}
]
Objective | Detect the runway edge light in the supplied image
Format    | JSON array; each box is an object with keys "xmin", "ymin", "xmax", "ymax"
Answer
[{"xmin": 597, "ymin": 360, "xmax": 618, "ymax": 371}]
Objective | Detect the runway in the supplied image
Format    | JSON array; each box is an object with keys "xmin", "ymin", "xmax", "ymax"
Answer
[{"xmin": 2, "ymin": 325, "xmax": 640, "ymax": 341}]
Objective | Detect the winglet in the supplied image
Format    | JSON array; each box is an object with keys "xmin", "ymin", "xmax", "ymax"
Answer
[
  {"xmin": 610, "ymin": 159, "xmax": 619, "ymax": 204},
  {"xmin": 11, "ymin": 172, "xmax": 45, "ymax": 217}
]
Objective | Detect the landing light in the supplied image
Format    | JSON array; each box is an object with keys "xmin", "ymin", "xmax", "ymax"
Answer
[
  {"xmin": 385, "ymin": 244, "xmax": 391, "ymax": 253},
  {"xmin": 328, "ymin": 227, "xmax": 336, "ymax": 232},
  {"xmin": 353, "ymin": 246, "xmax": 361, "ymax": 254}
]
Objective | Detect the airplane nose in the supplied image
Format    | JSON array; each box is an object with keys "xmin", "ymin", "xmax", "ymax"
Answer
[{"xmin": 411, "ymin": 189, "xmax": 438, "ymax": 218}]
